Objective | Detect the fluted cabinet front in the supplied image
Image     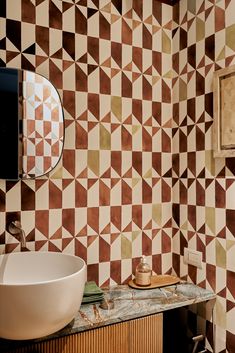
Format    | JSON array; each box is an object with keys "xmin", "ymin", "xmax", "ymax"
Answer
[{"xmin": 8, "ymin": 313, "xmax": 163, "ymax": 353}]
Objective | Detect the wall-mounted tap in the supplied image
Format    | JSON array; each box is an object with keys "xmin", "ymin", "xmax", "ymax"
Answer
[{"xmin": 8, "ymin": 221, "xmax": 26, "ymax": 249}]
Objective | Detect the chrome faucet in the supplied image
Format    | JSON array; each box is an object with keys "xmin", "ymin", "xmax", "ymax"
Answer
[{"xmin": 8, "ymin": 221, "xmax": 26, "ymax": 249}]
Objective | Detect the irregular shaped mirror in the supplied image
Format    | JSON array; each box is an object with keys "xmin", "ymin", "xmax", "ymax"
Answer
[{"xmin": 0, "ymin": 68, "xmax": 64, "ymax": 180}]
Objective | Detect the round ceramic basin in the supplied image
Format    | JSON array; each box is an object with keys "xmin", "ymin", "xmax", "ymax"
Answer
[{"xmin": 0, "ymin": 251, "xmax": 86, "ymax": 340}]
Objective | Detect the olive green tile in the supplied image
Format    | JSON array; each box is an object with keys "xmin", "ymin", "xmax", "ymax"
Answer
[
  {"xmin": 216, "ymin": 240, "xmax": 226, "ymax": 269},
  {"xmin": 88, "ymin": 150, "xmax": 99, "ymax": 176},
  {"xmin": 226, "ymin": 24, "xmax": 235, "ymax": 51},
  {"xmin": 100, "ymin": 124, "xmax": 111, "ymax": 150},
  {"xmin": 51, "ymin": 164, "xmax": 62, "ymax": 179},
  {"xmin": 162, "ymin": 30, "xmax": 171, "ymax": 54},
  {"xmin": 196, "ymin": 17, "xmax": 205, "ymax": 42},
  {"xmin": 206, "ymin": 207, "xmax": 215, "ymax": 234},
  {"xmin": 188, "ymin": 0, "xmax": 196, "ymax": 15},
  {"xmin": 132, "ymin": 231, "xmax": 141, "ymax": 241},
  {"xmin": 152, "ymin": 204, "xmax": 162, "ymax": 226},
  {"xmin": 143, "ymin": 169, "xmax": 152, "ymax": 178},
  {"xmin": 121, "ymin": 234, "xmax": 132, "ymax": 259},
  {"xmin": 179, "ymin": 78, "xmax": 187, "ymax": 101},
  {"xmin": 163, "ymin": 70, "xmax": 173, "ymax": 79},
  {"xmin": 216, "ymin": 47, "xmax": 226, "ymax": 61},
  {"xmin": 226, "ymin": 240, "xmax": 235, "ymax": 251},
  {"xmin": 111, "ymin": 96, "xmax": 122, "ymax": 122},
  {"xmin": 132, "ymin": 178, "xmax": 141, "ymax": 187},
  {"xmin": 215, "ymin": 298, "xmax": 226, "ymax": 328},
  {"xmin": 152, "ymin": 76, "xmax": 161, "ymax": 86}
]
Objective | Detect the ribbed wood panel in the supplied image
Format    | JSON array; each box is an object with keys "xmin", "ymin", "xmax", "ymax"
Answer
[
  {"xmin": 9, "ymin": 314, "xmax": 162, "ymax": 353},
  {"xmin": 129, "ymin": 314, "xmax": 163, "ymax": 353},
  {"xmin": 9, "ymin": 323, "xmax": 129, "ymax": 353}
]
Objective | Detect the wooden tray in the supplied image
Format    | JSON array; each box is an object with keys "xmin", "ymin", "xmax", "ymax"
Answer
[{"xmin": 128, "ymin": 275, "xmax": 180, "ymax": 290}]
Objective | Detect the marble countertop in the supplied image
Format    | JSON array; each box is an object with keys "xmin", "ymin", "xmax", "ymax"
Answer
[
  {"xmin": 54, "ymin": 281, "xmax": 216, "ymax": 337},
  {"xmin": 0, "ymin": 281, "xmax": 216, "ymax": 352}
]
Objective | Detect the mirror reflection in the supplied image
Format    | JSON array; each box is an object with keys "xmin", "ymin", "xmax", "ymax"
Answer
[
  {"xmin": 0, "ymin": 68, "xmax": 64, "ymax": 180},
  {"xmin": 21, "ymin": 71, "xmax": 64, "ymax": 179}
]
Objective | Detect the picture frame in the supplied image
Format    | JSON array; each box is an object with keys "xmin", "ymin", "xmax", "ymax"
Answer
[{"xmin": 213, "ymin": 64, "xmax": 235, "ymax": 157}]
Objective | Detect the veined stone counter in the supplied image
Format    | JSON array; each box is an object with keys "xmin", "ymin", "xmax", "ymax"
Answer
[{"xmin": 0, "ymin": 282, "xmax": 216, "ymax": 352}]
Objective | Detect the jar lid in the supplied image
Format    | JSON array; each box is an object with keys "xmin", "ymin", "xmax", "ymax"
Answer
[{"xmin": 141, "ymin": 255, "xmax": 147, "ymax": 263}]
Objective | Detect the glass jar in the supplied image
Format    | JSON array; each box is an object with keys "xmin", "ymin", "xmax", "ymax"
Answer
[{"xmin": 135, "ymin": 256, "xmax": 151, "ymax": 286}]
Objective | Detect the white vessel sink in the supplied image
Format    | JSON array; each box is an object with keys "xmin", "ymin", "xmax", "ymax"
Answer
[{"xmin": 0, "ymin": 251, "xmax": 86, "ymax": 340}]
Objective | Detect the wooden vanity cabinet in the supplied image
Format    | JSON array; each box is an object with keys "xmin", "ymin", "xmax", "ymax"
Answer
[{"xmin": 8, "ymin": 313, "xmax": 163, "ymax": 353}]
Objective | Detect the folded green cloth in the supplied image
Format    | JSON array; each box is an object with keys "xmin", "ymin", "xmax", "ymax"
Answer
[
  {"xmin": 82, "ymin": 294, "xmax": 104, "ymax": 304},
  {"xmin": 82, "ymin": 281, "xmax": 104, "ymax": 304},
  {"xmin": 83, "ymin": 281, "xmax": 104, "ymax": 296}
]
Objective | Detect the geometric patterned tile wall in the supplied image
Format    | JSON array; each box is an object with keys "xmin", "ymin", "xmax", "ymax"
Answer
[
  {"xmin": 0, "ymin": 0, "xmax": 172, "ymax": 287},
  {"xmin": 172, "ymin": 0, "xmax": 235, "ymax": 352}
]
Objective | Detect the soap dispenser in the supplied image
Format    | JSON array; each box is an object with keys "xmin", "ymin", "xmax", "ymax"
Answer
[{"xmin": 135, "ymin": 255, "xmax": 151, "ymax": 286}]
